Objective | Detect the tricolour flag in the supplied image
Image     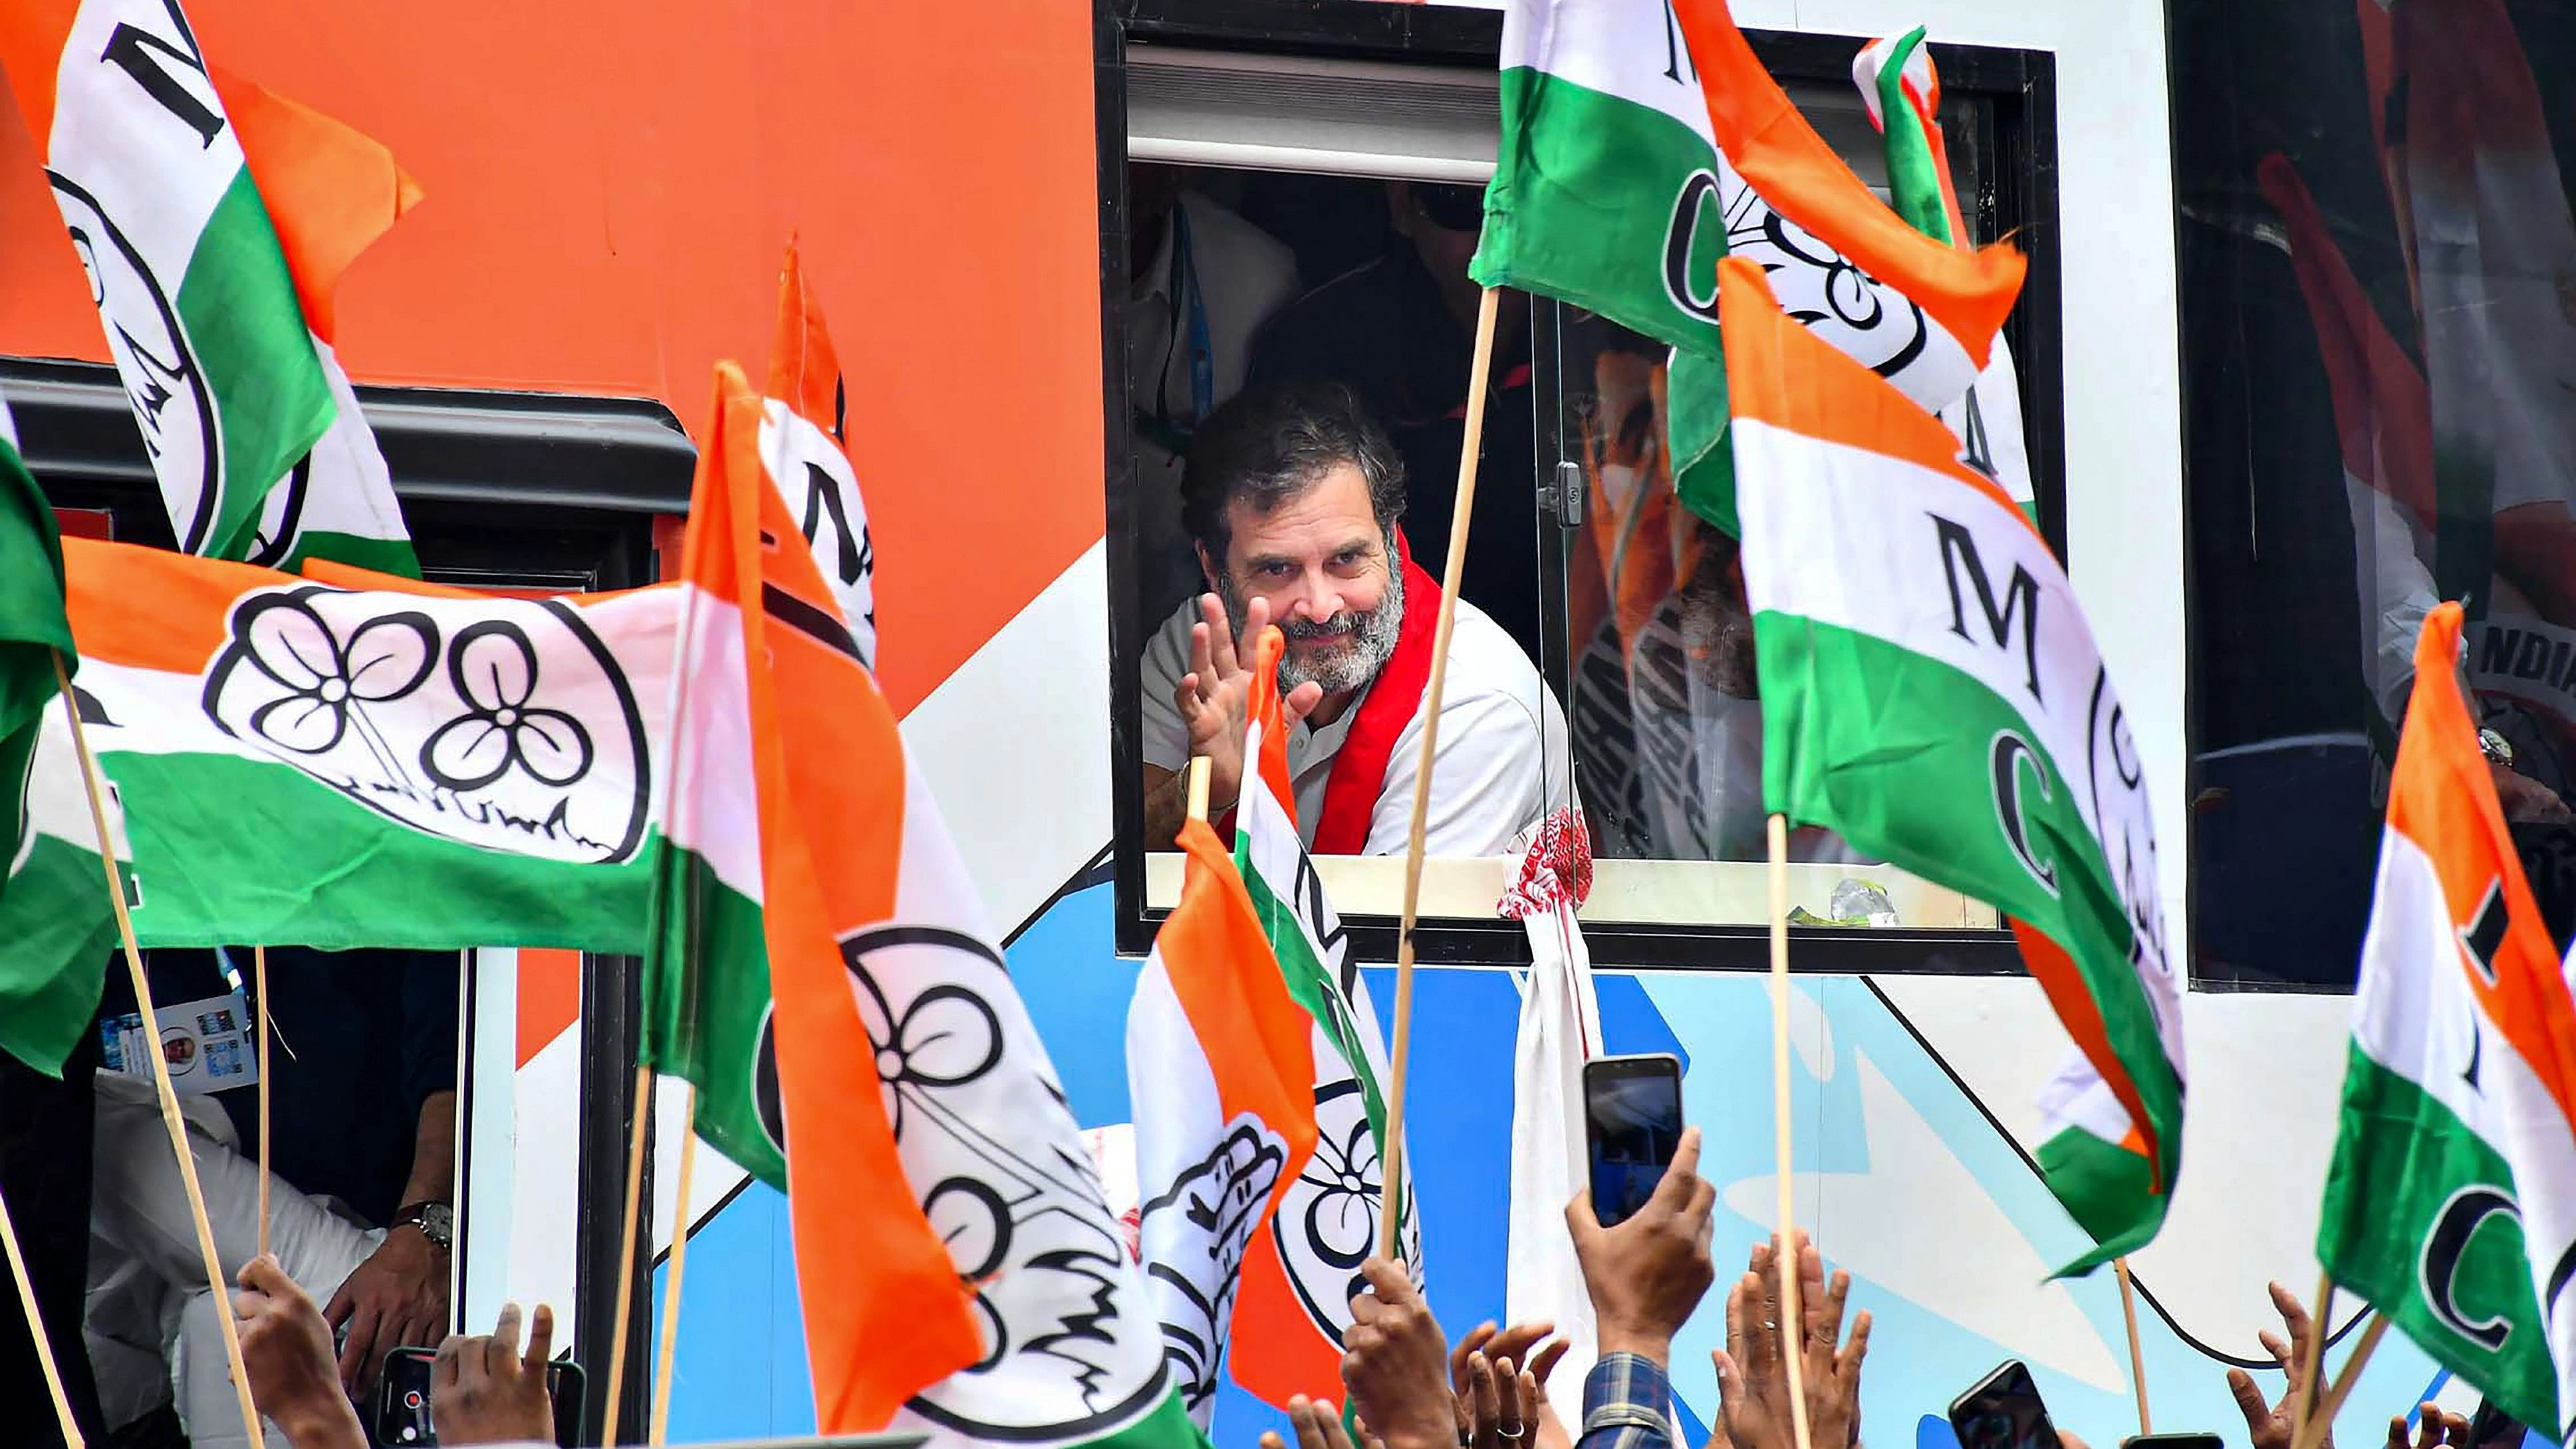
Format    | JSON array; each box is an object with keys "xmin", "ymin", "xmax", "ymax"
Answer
[
  {"xmin": 1, "ymin": 0, "xmax": 334, "ymax": 560},
  {"xmin": 1661, "ymin": 0, "xmax": 2026, "ymax": 537},
  {"xmin": 0, "ymin": 431, "xmax": 112, "ymax": 1074},
  {"xmin": 52, "ymin": 539, "xmax": 675, "ymax": 952},
  {"xmin": 1225, "ymin": 628, "xmax": 1422, "ymax": 1408},
  {"xmin": 1720, "ymin": 256, "xmax": 2182, "ymax": 1269},
  {"xmin": 763, "ymin": 243, "xmax": 878, "ymax": 667},
  {"xmin": 1855, "ymin": 28, "xmax": 2034, "ymax": 512},
  {"xmin": 2316, "ymin": 599, "xmax": 2576, "ymax": 1440},
  {"xmin": 1129, "ymin": 813, "xmax": 1319, "ymax": 1426},
  {"xmin": 221, "ymin": 72, "xmax": 423, "ymax": 577},
  {"xmin": 652, "ymin": 360, "xmax": 1200, "ymax": 1448},
  {"xmin": 641, "ymin": 246, "xmax": 883, "ymax": 1195}
]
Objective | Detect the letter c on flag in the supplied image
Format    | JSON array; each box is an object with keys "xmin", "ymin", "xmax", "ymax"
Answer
[
  {"xmin": 2419, "ymin": 1184, "xmax": 2519, "ymax": 1352},
  {"xmin": 1990, "ymin": 730, "xmax": 2059, "ymax": 896}
]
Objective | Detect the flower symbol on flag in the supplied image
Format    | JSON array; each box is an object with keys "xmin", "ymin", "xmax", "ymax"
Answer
[
  {"xmin": 229, "ymin": 594, "xmax": 439, "ymax": 755},
  {"xmin": 422, "ymin": 622, "xmax": 594, "ymax": 791},
  {"xmin": 851, "ymin": 955, "xmax": 1005, "ymax": 1141},
  {"xmin": 1295, "ymin": 1105, "xmax": 1383, "ymax": 1279}
]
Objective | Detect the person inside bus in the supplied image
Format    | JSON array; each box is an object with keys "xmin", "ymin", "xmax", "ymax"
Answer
[
  {"xmin": 1248, "ymin": 180, "xmax": 1546, "ymax": 671},
  {"xmin": 85, "ymin": 946, "xmax": 457, "ymax": 1446},
  {"xmin": 1138, "ymin": 380, "xmax": 1569, "ymax": 855}
]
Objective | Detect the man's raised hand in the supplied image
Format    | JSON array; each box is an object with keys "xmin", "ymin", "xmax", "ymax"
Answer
[
  {"xmin": 1174, "ymin": 593, "xmax": 1325, "ymax": 810},
  {"xmin": 432, "ymin": 1301, "xmax": 557, "ymax": 1446},
  {"xmin": 1712, "ymin": 1234, "xmax": 1870, "ymax": 1449},
  {"xmin": 1567, "ymin": 1126, "xmax": 1716, "ymax": 1366},
  {"xmin": 235, "ymin": 1254, "xmax": 366, "ymax": 1449}
]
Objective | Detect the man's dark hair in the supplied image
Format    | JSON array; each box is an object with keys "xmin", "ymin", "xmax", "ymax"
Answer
[{"xmin": 1180, "ymin": 379, "xmax": 1407, "ymax": 563}]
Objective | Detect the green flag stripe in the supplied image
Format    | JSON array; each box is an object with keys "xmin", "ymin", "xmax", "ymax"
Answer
[
  {"xmin": 173, "ymin": 168, "xmax": 335, "ymax": 560},
  {"xmin": 2034, "ymin": 1121, "xmax": 2164, "ymax": 1266},
  {"xmin": 2319, "ymin": 1047, "xmax": 2562, "ymax": 1436},
  {"xmin": 273, "ymin": 532, "xmax": 423, "ymax": 579},
  {"xmin": 0, "ymin": 831, "xmax": 115, "ymax": 1077},
  {"xmin": 643, "ymin": 847, "xmax": 787, "ymax": 1191},
  {"xmin": 1754, "ymin": 611, "xmax": 2182, "ymax": 1156},
  {"xmin": 101, "ymin": 749, "xmax": 653, "ymax": 951},
  {"xmin": 1472, "ymin": 66, "xmax": 1725, "ymax": 353},
  {"xmin": 1237, "ymin": 858, "xmax": 1390, "ymax": 1151},
  {"xmin": 1873, "ymin": 30, "xmax": 1954, "ymax": 245}
]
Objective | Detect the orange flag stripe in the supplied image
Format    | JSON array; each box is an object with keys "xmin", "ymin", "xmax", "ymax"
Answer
[
  {"xmin": 1716, "ymin": 257, "xmax": 2043, "ymax": 546},
  {"xmin": 64, "ymin": 538, "xmax": 287, "ymax": 673},
  {"xmin": 771, "ymin": 240, "xmax": 846, "ymax": 440},
  {"xmin": 692, "ymin": 360, "xmax": 981, "ymax": 1429},
  {"xmin": 1672, "ymin": 0, "xmax": 2024, "ymax": 362},
  {"xmin": 0, "ymin": 0, "xmax": 77, "ymax": 143},
  {"xmin": 1165, "ymin": 817, "xmax": 1320, "ymax": 1166},
  {"xmin": 215, "ymin": 68, "xmax": 422, "ymax": 345},
  {"xmin": 2392, "ymin": 602, "xmax": 2576, "ymax": 1134}
]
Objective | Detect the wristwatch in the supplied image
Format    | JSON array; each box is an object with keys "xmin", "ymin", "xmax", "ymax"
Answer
[
  {"xmin": 2481, "ymin": 727, "xmax": 2515, "ymax": 769},
  {"xmin": 392, "ymin": 1200, "xmax": 453, "ymax": 1252}
]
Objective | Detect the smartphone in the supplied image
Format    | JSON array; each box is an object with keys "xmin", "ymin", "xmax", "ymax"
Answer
[
  {"xmin": 374, "ymin": 1345, "xmax": 588, "ymax": 1448},
  {"xmin": 2122, "ymin": 1436, "xmax": 2224, "ymax": 1449},
  {"xmin": 1949, "ymin": 1361, "xmax": 2057, "ymax": 1449},
  {"xmin": 1584, "ymin": 1053, "xmax": 1684, "ymax": 1228}
]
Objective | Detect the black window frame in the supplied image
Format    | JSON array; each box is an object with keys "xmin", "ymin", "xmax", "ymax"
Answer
[{"xmin": 1100, "ymin": 0, "xmax": 2063, "ymax": 970}]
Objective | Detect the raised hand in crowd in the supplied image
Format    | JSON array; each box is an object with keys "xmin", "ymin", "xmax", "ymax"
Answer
[
  {"xmin": 234, "ymin": 1253, "xmax": 367, "ymax": 1449},
  {"xmin": 1343, "ymin": 1256, "xmax": 1459, "ymax": 1449},
  {"xmin": 2387, "ymin": 1404, "xmax": 2472, "ymax": 1449},
  {"xmin": 2225, "ymin": 1281, "xmax": 2333, "ymax": 1449},
  {"xmin": 1262, "ymin": 1394, "xmax": 1386, "ymax": 1449},
  {"xmin": 432, "ymin": 1301, "xmax": 557, "ymax": 1446},
  {"xmin": 1452, "ymin": 1323, "xmax": 1573, "ymax": 1449},
  {"xmin": 1567, "ymin": 1125, "xmax": 1716, "ymax": 1369},
  {"xmin": 1709, "ymin": 1233, "xmax": 1871, "ymax": 1449}
]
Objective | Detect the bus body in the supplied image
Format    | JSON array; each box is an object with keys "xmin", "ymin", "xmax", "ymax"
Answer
[{"xmin": 0, "ymin": 0, "xmax": 2514, "ymax": 1440}]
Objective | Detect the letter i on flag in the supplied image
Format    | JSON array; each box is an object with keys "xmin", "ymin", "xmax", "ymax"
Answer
[
  {"xmin": 1128, "ymin": 803, "xmax": 1319, "ymax": 1427},
  {"xmin": 1, "ymin": 0, "xmax": 335, "ymax": 561},
  {"xmin": 656, "ymin": 362, "xmax": 1201, "ymax": 1448},
  {"xmin": 1718, "ymin": 256, "xmax": 2184, "ymax": 1270},
  {"xmin": 2315, "ymin": 600, "xmax": 2576, "ymax": 1440}
]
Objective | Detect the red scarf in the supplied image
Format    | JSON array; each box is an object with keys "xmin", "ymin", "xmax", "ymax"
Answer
[{"xmin": 1311, "ymin": 532, "xmax": 1442, "ymax": 855}]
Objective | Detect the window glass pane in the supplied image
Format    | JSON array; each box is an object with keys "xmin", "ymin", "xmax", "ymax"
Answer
[{"xmin": 2175, "ymin": 0, "xmax": 2576, "ymax": 986}]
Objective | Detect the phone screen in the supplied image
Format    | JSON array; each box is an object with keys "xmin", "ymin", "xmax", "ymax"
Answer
[
  {"xmin": 1950, "ymin": 1361, "xmax": 2057, "ymax": 1449},
  {"xmin": 1585, "ymin": 1054, "xmax": 1683, "ymax": 1228},
  {"xmin": 2122, "ymin": 1435, "xmax": 2224, "ymax": 1449},
  {"xmin": 376, "ymin": 1347, "xmax": 587, "ymax": 1447}
]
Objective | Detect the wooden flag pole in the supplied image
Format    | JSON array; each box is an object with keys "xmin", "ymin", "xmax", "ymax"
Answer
[
  {"xmin": 2114, "ymin": 1257, "xmax": 2150, "ymax": 1435},
  {"xmin": 1186, "ymin": 755, "xmax": 1212, "ymax": 825},
  {"xmin": 2288, "ymin": 1275, "xmax": 2332, "ymax": 1449},
  {"xmin": 648, "ymin": 1087, "xmax": 700, "ymax": 1446},
  {"xmin": 255, "ymin": 944, "xmax": 271, "ymax": 1261},
  {"xmin": 1379, "ymin": 284, "xmax": 1502, "ymax": 1261},
  {"xmin": 600, "ymin": 1063, "xmax": 655, "ymax": 1443},
  {"xmin": 0, "ymin": 1180, "xmax": 83, "ymax": 1448},
  {"xmin": 1765, "ymin": 813, "xmax": 1813, "ymax": 1449},
  {"xmin": 53, "ymin": 654, "xmax": 261, "ymax": 1446},
  {"xmin": 2287, "ymin": 1312, "xmax": 2387, "ymax": 1449}
]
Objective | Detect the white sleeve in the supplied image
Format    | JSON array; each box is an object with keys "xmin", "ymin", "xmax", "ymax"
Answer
[
  {"xmin": 1363, "ymin": 688, "xmax": 1548, "ymax": 857},
  {"xmin": 1138, "ymin": 604, "xmax": 1195, "ymax": 773}
]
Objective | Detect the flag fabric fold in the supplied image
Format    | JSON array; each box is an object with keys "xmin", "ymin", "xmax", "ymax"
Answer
[
  {"xmin": 1720, "ymin": 256, "xmax": 2182, "ymax": 1270},
  {"xmin": 1225, "ymin": 627, "xmax": 1423, "ymax": 1409},
  {"xmin": 0, "ymin": 431, "xmax": 111, "ymax": 1075},
  {"xmin": 654, "ymin": 360, "xmax": 1200, "ymax": 1448},
  {"xmin": 2315, "ymin": 600, "xmax": 2576, "ymax": 1439},
  {"xmin": 1128, "ymin": 814, "xmax": 1319, "ymax": 1427},
  {"xmin": 763, "ymin": 243, "xmax": 878, "ymax": 666},
  {"xmin": 1501, "ymin": 809, "xmax": 1603, "ymax": 1427}
]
